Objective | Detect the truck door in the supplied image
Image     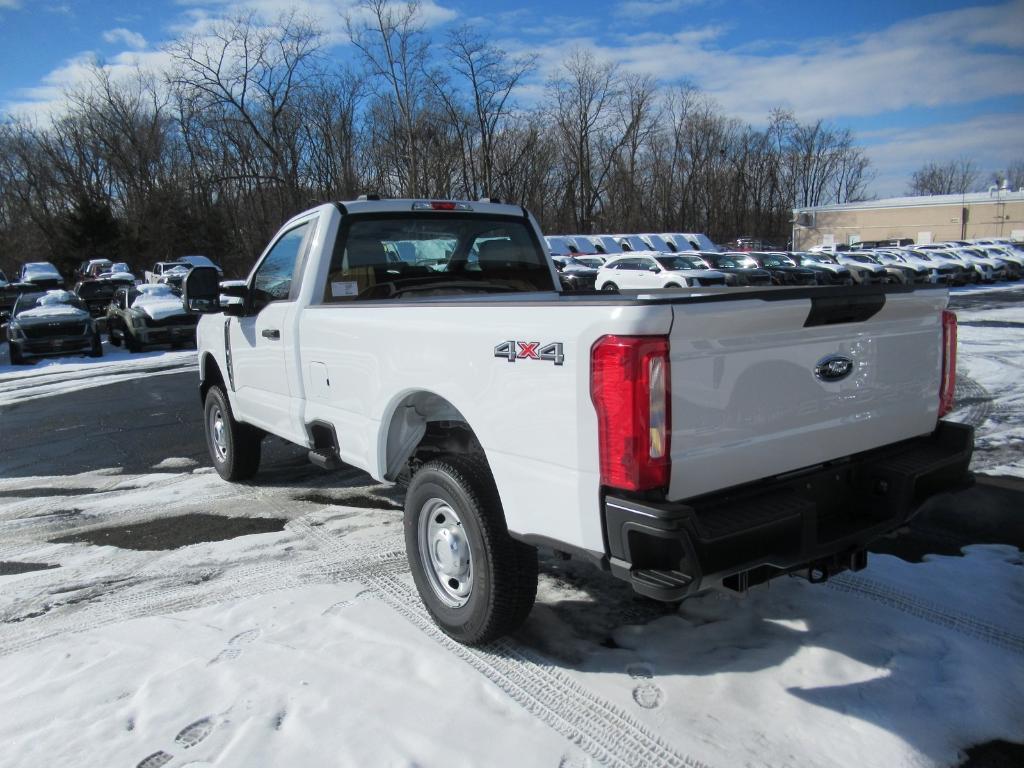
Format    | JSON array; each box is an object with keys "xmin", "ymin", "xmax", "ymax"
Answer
[{"xmin": 228, "ymin": 218, "xmax": 315, "ymax": 439}]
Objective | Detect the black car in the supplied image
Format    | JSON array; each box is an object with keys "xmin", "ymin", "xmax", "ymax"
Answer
[
  {"xmin": 552, "ymin": 256, "xmax": 598, "ymax": 292},
  {"xmin": 700, "ymin": 252, "xmax": 772, "ymax": 286},
  {"xmin": 73, "ymin": 279, "xmax": 123, "ymax": 328},
  {"xmin": 6, "ymin": 290, "xmax": 102, "ymax": 365},
  {"xmin": 792, "ymin": 252, "xmax": 854, "ymax": 285},
  {"xmin": 748, "ymin": 252, "xmax": 817, "ymax": 286}
]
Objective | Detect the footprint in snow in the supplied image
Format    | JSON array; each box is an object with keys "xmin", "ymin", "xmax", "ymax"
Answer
[
  {"xmin": 209, "ymin": 627, "xmax": 261, "ymax": 664},
  {"xmin": 136, "ymin": 752, "xmax": 173, "ymax": 768},
  {"xmin": 322, "ymin": 589, "xmax": 375, "ymax": 615},
  {"xmin": 558, "ymin": 754, "xmax": 592, "ymax": 768},
  {"xmin": 134, "ymin": 716, "xmax": 216, "ymax": 768},
  {"xmin": 626, "ymin": 663, "xmax": 664, "ymax": 709},
  {"xmin": 175, "ymin": 717, "xmax": 215, "ymax": 748}
]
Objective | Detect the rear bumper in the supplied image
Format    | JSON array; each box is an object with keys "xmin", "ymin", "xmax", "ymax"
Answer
[{"xmin": 602, "ymin": 421, "xmax": 974, "ymax": 601}]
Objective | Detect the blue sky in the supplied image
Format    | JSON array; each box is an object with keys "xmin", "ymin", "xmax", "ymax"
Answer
[{"xmin": 1, "ymin": 0, "xmax": 1022, "ymax": 196}]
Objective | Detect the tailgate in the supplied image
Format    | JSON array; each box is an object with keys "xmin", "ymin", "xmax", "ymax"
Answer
[{"xmin": 666, "ymin": 288, "xmax": 948, "ymax": 501}]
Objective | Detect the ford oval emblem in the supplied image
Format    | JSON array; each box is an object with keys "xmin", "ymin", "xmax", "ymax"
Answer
[{"xmin": 815, "ymin": 355, "xmax": 854, "ymax": 382}]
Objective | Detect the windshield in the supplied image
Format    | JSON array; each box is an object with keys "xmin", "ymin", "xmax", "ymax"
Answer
[
  {"xmin": 657, "ymin": 255, "xmax": 707, "ymax": 270},
  {"xmin": 13, "ymin": 291, "xmax": 86, "ymax": 316},
  {"xmin": 324, "ymin": 215, "xmax": 554, "ymax": 301},
  {"xmin": 801, "ymin": 253, "xmax": 835, "ymax": 264},
  {"xmin": 575, "ymin": 256, "xmax": 604, "ymax": 269},
  {"xmin": 76, "ymin": 282, "xmax": 119, "ymax": 300},
  {"xmin": 644, "ymin": 235, "xmax": 672, "ymax": 252},
  {"xmin": 592, "ymin": 236, "xmax": 623, "ymax": 255},
  {"xmin": 759, "ymin": 253, "xmax": 795, "ymax": 267},
  {"xmin": 545, "ymin": 237, "xmax": 575, "ymax": 255}
]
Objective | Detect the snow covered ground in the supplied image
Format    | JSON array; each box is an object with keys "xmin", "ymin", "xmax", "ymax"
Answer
[
  {"xmin": 0, "ymin": 341, "xmax": 196, "ymax": 407},
  {"xmin": 0, "ymin": 285, "xmax": 1022, "ymax": 768}
]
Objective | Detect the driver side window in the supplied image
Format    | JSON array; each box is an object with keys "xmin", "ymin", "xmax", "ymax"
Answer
[{"xmin": 251, "ymin": 221, "xmax": 312, "ymax": 312}]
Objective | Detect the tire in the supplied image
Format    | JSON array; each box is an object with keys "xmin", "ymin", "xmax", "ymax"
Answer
[
  {"xmin": 125, "ymin": 324, "xmax": 142, "ymax": 353},
  {"xmin": 107, "ymin": 325, "xmax": 121, "ymax": 347},
  {"xmin": 9, "ymin": 341, "xmax": 29, "ymax": 366},
  {"xmin": 203, "ymin": 385, "xmax": 262, "ymax": 481},
  {"xmin": 404, "ymin": 456, "xmax": 538, "ymax": 645},
  {"xmin": 89, "ymin": 332, "xmax": 103, "ymax": 358},
  {"xmin": 601, "ymin": 282, "xmax": 618, "ymax": 292}
]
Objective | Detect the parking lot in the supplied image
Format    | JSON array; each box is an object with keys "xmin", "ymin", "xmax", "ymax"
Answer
[{"xmin": 0, "ymin": 283, "xmax": 1022, "ymax": 768}]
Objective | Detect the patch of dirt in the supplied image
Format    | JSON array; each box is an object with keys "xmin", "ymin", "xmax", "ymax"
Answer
[
  {"xmin": 0, "ymin": 561, "xmax": 59, "ymax": 576},
  {"xmin": 49, "ymin": 514, "xmax": 286, "ymax": 551},
  {"xmin": 293, "ymin": 492, "xmax": 401, "ymax": 510}
]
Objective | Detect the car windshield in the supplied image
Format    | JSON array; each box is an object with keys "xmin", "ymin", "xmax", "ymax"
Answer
[
  {"xmin": 324, "ymin": 215, "xmax": 554, "ymax": 301},
  {"xmin": 76, "ymin": 282, "xmax": 119, "ymax": 300},
  {"xmin": 802, "ymin": 253, "xmax": 835, "ymax": 264},
  {"xmin": 555, "ymin": 256, "xmax": 590, "ymax": 269},
  {"xmin": 592, "ymin": 236, "xmax": 623, "ymax": 255},
  {"xmin": 759, "ymin": 254, "xmax": 795, "ymax": 267},
  {"xmin": 644, "ymin": 235, "xmax": 672, "ymax": 251},
  {"xmin": 574, "ymin": 256, "xmax": 603, "ymax": 268},
  {"xmin": 657, "ymin": 255, "xmax": 706, "ymax": 270},
  {"xmin": 13, "ymin": 290, "xmax": 86, "ymax": 316},
  {"xmin": 546, "ymin": 237, "xmax": 575, "ymax": 255}
]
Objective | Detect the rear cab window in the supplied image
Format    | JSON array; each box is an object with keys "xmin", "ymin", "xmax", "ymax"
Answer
[{"xmin": 322, "ymin": 214, "xmax": 555, "ymax": 301}]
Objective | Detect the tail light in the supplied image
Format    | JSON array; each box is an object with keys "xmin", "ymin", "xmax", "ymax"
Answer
[
  {"xmin": 590, "ymin": 335, "xmax": 670, "ymax": 491},
  {"xmin": 938, "ymin": 309, "xmax": 957, "ymax": 418}
]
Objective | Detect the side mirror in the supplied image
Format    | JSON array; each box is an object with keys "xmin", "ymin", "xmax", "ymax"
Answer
[
  {"xmin": 182, "ymin": 266, "xmax": 222, "ymax": 313},
  {"xmin": 649, "ymin": 265, "xmax": 659, "ymax": 272},
  {"xmin": 219, "ymin": 279, "xmax": 248, "ymax": 317}
]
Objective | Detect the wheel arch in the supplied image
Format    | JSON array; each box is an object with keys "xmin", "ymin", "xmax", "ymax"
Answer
[
  {"xmin": 199, "ymin": 352, "xmax": 226, "ymax": 404},
  {"xmin": 379, "ymin": 389, "xmax": 487, "ymax": 483}
]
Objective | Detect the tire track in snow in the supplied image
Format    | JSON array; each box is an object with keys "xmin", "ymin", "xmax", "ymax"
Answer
[
  {"xmin": 827, "ymin": 573, "xmax": 1024, "ymax": 655},
  {"xmin": 288, "ymin": 514, "xmax": 710, "ymax": 768},
  {"xmin": 952, "ymin": 373, "xmax": 994, "ymax": 428}
]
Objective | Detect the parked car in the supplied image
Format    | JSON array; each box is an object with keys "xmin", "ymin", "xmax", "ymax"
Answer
[
  {"xmin": 663, "ymin": 233, "xmax": 720, "ymax": 253},
  {"xmin": 581, "ymin": 235, "xmax": 626, "ymax": 256},
  {"xmin": 551, "ymin": 255, "xmax": 598, "ymax": 291},
  {"xmin": 19, "ymin": 262, "xmax": 64, "ymax": 290},
  {"xmin": 181, "ymin": 196, "xmax": 973, "ymax": 646},
  {"xmin": 748, "ymin": 252, "xmax": 817, "ymax": 285},
  {"xmin": 596, "ymin": 254, "xmax": 727, "ymax": 290},
  {"xmin": 175, "ymin": 255, "xmax": 224, "ymax": 276},
  {"xmin": 73, "ymin": 279, "xmax": 123, "ymax": 328},
  {"xmin": 545, "ymin": 236, "xmax": 582, "ymax": 257},
  {"xmin": 900, "ymin": 248, "xmax": 970, "ymax": 285},
  {"xmin": 573, "ymin": 255, "xmax": 606, "ymax": 269},
  {"xmin": 106, "ymin": 283, "xmax": 198, "ymax": 352},
  {"xmin": 856, "ymin": 251, "xmax": 920, "ymax": 285},
  {"xmin": 6, "ymin": 289, "xmax": 102, "ymax": 364},
  {"xmin": 834, "ymin": 253, "xmax": 888, "ymax": 285},
  {"xmin": 96, "ymin": 262, "xmax": 137, "ymax": 283},
  {"xmin": 790, "ymin": 252, "xmax": 854, "ymax": 285},
  {"xmin": 613, "ymin": 235, "xmax": 660, "ymax": 254},
  {"xmin": 701, "ymin": 252, "xmax": 773, "ymax": 286},
  {"xmin": 144, "ymin": 261, "xmax": 188, "ymax": 285}
]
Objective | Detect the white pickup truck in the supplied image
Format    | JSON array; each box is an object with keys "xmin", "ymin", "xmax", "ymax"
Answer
[{"xmin": 182, "ymin": 198, "xmax": 973, "ymax": 645}]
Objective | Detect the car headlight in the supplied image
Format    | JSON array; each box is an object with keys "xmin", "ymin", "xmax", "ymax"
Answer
[
  {"xmin": 8, "ymin": 321, "xmax": 25, "ymax": 340},
  {"xmin": 131, "ymin": 314, "xmax": 146, "ymax": 328}
]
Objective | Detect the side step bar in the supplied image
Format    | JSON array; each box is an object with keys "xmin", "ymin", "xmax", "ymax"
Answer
[{"xmin": 308, "ymin": 448, "xmax": 342, "ymax": 470}]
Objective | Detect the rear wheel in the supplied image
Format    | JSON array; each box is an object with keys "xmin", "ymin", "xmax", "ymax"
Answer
[
  {"xmin": 601, "ymin": 282, "xmax": 618, "ymax": 292},
  {"xmin": 89, "ymin": 332, "xmax": 103, "ymax": 357},
  {"xmin": 405, "ymin": 456, "xmax": 538, "ymax": 645},
  {"xmin": 204, "ymin": 385, "xmax": 262, "ymax": 481}
]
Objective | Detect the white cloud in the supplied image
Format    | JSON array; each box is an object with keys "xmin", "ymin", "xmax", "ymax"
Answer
[
  {"xmin": 864, "ymin": 114, "xmax": 1024, "ymax": 196},
  {"xmin": 615, "ymin": 0, "xmax": 707, "ymax": 18},
  {"xmin": 102, "ymin": 28, "xmax": 148, "ymax": 50},
  {"xmin": 0, "ymin": 0, "xmax": 22, "ymax": 9}
]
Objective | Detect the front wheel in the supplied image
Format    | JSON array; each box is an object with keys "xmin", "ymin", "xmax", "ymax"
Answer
[
  {"xmin": 204, "ymin": 385, "xmax": 262, "ymax": 481},
  {"xmin": 8, "ymin": 341, "xmax": 29, "ymax": 365},
  {"xmin": 601, "ymin": 282, "xmax": 618, "ymax": 292},
  {"xmin": 125, "ymin": 324, "xmax": 142, "ymax": 353},
  {"xmin": 404, "ymin": 456, "xmax": 538, "ymax": 645}
]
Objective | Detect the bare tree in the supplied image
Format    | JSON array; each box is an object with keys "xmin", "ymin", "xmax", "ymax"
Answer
[
  {"xmin": 908, "ymin": 158, "xmax": 979, "ymax": 196},
  {"xmin": 346, "ymin": 0, "xmax": 430, "ymax": 196}
]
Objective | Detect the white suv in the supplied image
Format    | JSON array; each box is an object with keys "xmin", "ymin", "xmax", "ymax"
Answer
[{"xmin": 596, "ymin": 253, "xmax": 727, "ymax": 290}]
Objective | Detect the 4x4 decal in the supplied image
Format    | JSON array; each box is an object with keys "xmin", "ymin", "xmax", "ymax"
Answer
[{"xmin": 494, "ymin": 340, "xmax": 564, "ymax": 365}]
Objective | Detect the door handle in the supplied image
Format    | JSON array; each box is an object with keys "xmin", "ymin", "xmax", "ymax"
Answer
[{"xmin": 261, "ymin": 328, "xmax": 281, "ymax": 340}]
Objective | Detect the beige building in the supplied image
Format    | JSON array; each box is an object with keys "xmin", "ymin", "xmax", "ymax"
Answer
[{"xmin": 792, "ymin": 188, "xmax": 1024, "ymax": 250}]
